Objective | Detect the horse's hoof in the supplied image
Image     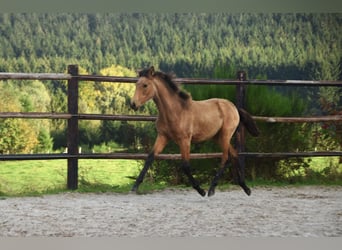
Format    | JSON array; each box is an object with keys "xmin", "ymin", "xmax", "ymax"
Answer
[
  {"xmin": 198, "ymin": 189, "xmax": 206, "ymax": 197},
  {"xmin": 207, "ymin": 188, "xmax": 215, "ymax": 197},
  {"xmin": 131, "ymin": 185, "xmax": 138, "ymax": 193},
  {"xmin": 244, "ymin": 188, "xmax": 251, "ymax": 196}
]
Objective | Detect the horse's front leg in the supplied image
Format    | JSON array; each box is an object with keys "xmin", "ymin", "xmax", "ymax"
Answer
[
  {"xmin": 131, "ymin": 152, "xmax": 154, "ymax": 192},
  {"xmin": 179, "ymin": 140, "xmax": 206, "ymax": 197},
  {"xmin": 131, "ymin": 135, "xmax": 168, "ymax": 193},
  {"xmin": 181, "ymin": 161, "xmax": 206, "ymax": 197}
]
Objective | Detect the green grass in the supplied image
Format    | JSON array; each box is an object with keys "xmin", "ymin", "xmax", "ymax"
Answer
[
  {"xmin": 0, "ymin": 159, "xmax": 142, "ymax": 196},
  {"xmin": 0, "ymin": 157, "xmax": 341, "ymax": 197},
  {"xmin": 309, "ymin": 157, "xmax": 342, "ymax": 172},
  {"xmin": 278, "ymin": 156, "xmax": 342, "ymax": 184}
]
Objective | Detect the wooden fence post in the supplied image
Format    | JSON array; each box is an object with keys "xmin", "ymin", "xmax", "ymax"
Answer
[
  {"xmin": 235, "ymin": 71, "xmax": 247, "ymax": 182},
  {"xmin": 67, "ymin": 65, "xmax": 79, "ymax": 190}
]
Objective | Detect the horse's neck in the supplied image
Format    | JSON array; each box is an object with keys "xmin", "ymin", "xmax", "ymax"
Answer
[{"xmin": 153, "ymin": 81, "xmax": 187, "ymax": 122}]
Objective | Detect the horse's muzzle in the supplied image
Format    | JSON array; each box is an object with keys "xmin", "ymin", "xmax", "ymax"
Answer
[{"xmin": 130, "ymin": 101, "xmax": 138, "ymax": 111}]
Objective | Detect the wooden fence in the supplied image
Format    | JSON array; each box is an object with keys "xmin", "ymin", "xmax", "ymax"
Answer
[{"xmin": 1, "ymin": 64, "xmax": 342, "ymax": 189}]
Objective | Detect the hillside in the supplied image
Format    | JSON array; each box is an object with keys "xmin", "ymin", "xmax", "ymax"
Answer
[{"xmin": 0, "ymin": 13, "xmax": 341, "ymax": 79}]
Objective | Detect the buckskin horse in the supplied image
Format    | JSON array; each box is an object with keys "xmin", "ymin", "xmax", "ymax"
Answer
[{"xmin": 130, "ymin": 66, "xmax": 259, "ymax": 197}]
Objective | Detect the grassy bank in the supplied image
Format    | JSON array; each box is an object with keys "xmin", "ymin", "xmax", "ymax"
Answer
[
  {"xmin": 0, "ymin": 159, "xmax": 142, "ymax": 196},
  {"xmin": 0, "ymin": 157, "xmax": 341, "ymax": 197}
]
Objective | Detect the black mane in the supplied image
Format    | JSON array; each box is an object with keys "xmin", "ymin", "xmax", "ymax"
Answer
[{"xmin": 139, "ymin": 68, "xmax": 191, "ymax": 101}]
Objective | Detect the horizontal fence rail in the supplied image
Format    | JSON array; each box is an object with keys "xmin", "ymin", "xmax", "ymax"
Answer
[
  {"xmin": 1, "ymin": 66, "xmax": 342, "ymax": 189},
  {"xmin": 1, "ymin": 112, "xmax": 342, "ymax": 123},
  {"xmin": 77, "ymin": 74, "xmax": 342, "ymax": 86},
  {"xmin": 0, "ymin": 73, "xmax": 71, "ymax": 80},
  {"xmin": 1, "ymin": 72, "xmax": 342, "ymax": 86},
  {"xmin": 1, "ymin": 151, "xmax": 342, "ymax": 161}
]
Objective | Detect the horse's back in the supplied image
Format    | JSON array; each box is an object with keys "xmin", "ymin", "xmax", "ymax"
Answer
[{"xmin": 193, "ymin": 98, "xmax": 238, "ymax": 119}]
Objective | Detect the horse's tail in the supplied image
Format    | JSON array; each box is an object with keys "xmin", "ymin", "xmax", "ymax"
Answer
[{"xmin": 238, "ymin": 108, "xmax": 260, "ymax": 137}]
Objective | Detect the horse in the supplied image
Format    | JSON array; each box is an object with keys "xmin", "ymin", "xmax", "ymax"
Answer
[{"xmin": 130, "ymin": 66, "xmax": 259, "ymax": 197}]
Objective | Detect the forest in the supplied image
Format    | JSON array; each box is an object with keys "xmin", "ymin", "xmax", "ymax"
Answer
[
  {"xmin": 0, "ymin": 13, "xmax": 341, "ymax": 78},
  {"xmin": 0, "ymin": 13, "xmax": 341, "ymax": 182}
]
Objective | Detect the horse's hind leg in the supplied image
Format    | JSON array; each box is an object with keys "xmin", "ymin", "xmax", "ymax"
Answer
[
  {"xmin": 208, "ymin": 140, "xmax": 231, "ymax": 197},
  {"xmin": 236, "ymin": 164, "xmax": 251, "ymax": 196},
  {"xmin": 230, "ymin": 147, "xmax": 251, "ymax": 196},
  {"xmin": 208, "ymin": 144, "xmax": 251, "ymax": 197},
  {"xmin": 208, "ymin": 160, "xmax": 229, "ymax": 197},
  {"xmin": 208, "ymin": 127, "xmax": 235, "ymax": 197}
]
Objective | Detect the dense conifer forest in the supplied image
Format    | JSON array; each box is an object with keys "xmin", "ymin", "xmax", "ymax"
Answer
[{"xmin": 0, "ymin": 13, "xmax": 340, "ymax": 79}]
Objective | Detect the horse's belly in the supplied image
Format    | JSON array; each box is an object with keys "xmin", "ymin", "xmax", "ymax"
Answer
[{"xmin": 191, "ymin": 119, "xmax": 222, "ymax": 143}]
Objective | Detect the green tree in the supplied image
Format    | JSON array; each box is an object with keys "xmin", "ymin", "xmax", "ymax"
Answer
[
  {"xmin": 34, "ymin": 128, "xmax": 53, "ymax": 153},
  {"xmin": 0, "ymin": 84, "xmax": 39, "ymax": 153}
]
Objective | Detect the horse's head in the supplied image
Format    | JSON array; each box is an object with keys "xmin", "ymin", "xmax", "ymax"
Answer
[{"xmin": 130, "ymin": 66, "xmax": 156, "ymax": 111}]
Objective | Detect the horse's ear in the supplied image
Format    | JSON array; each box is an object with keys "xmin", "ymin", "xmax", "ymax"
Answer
[
  {"xmin": 136, "ymin": 68, "xmax": 142, "ymax": 76},
  {"xmin": 149, "ymin": 66, "xmax": 155, "ymax": 76}
]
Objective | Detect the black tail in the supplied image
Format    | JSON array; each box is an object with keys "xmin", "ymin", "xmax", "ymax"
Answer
[{"xmin": 238, "ymin": 108, "xmax": 260, "ymax": 137}]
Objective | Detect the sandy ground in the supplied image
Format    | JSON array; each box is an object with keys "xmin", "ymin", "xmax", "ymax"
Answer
[{"xmin": 0, "ymin": 186, "xmax": 341, "ymax": 237}]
